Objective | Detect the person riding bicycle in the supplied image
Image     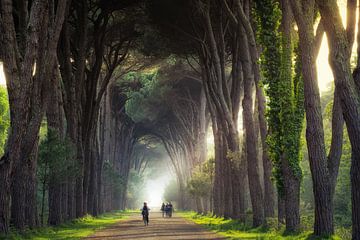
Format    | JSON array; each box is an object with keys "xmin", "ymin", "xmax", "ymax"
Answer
[{"xmin": 141, "ymin": 202, "xmax": 150, "ymax": 226}]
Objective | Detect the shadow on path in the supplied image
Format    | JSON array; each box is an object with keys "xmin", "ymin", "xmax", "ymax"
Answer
[{"xmin": 83, "ymin": 212, "xmax": 227, "ymax": 239}]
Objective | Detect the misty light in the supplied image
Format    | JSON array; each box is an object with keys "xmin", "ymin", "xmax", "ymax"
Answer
[{"xmin": 144, "ymin": 174, "xmax": 172, "ymax": 209}]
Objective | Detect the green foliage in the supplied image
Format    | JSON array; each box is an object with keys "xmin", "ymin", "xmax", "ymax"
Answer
[
  {"xmin": 277, "ymin": 40, "xmax": 304, "ymax": 181},
  {"xmin": 0, "ymin": 86, "xmax": 9, "ymax": 155},
  {"xmin": 38, "ymin": 129, "xmax": 77, "ymax": 185},
  {"xmin": 123, "ymin": 71, "xmax": 171, "ymax": 123},
  {"xmin": 103, "ymin": 161, "xmax": 125, "ymax": 193},
  {"xmin": 254, "ymin": 0, "xmax": 283, "ymax": 192},
  {"xmin": 254, "ymin": 0, "xmax": 304, "ymax": 195},
  {"xmin": 333, "ymin": 132, "xmax": 351, "ymax": 222},
  {"xmin": 126, "ymin": 169, "xmax": 146, "ymax": 209},
  {"xmin": 187, "ymin": 158, "xmax": 215, "ymax": 198},
  {"xmin": 37, "ymin": 129, "xmax": 77, "ymax": 223},
  {"xmin": 180, "ymin": 211, "xmax": 348, "ymax": 239},
  {"xmin": 3, "ymin": 211, "xmax": 129, "ymax": 240},
  {"xmin": 163, "ymin": 179, "xmax": 179, "ymax": 202}
]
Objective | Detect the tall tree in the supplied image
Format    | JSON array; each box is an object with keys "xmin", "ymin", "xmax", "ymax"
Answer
[
  {"xmin": 58, "ymin": 0, "xmax": 140, "ymax": 218},
  {"xmin": 289, "ymin": 0, "xmax": 350, "ymax": 236},
  {"xmin": 0, "ymin": 0, "xmax": 67, "ymax": 232},
  {"xmin": 315, "ymin": 1, "xmax": 360, "ymax": 238},
  {"xmin": 146, "ymin": 0, "xmax": 266, "ymax": 225},
  {"xmin": 255, "ymin": 0, "xmax": 304, "ymax": 231},
  {"xmin": 46, "ymin": 66, "xmax": 67, "ymax": 225},
  {"xmin": 222, "ymin": 0, "xmax": 267, "ymax": 225}
]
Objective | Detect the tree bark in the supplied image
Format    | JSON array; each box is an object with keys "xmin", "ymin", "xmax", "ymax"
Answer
[
  {"xmin": 256, "ymin": 78, "xmax": 275, "ymax": 218},
  {"xmin": 290, "ymin": 0, "xmax": 334, "ymax": 235},
  {"xmin": 238, "ymin": 24, "xmax": 264, "ymax": 226},
  {"xmin": 0, "ymin": 0, "xmax": 67, "ymax": 232},
  {"xmin": 315, "ymin": 1, "xmax": 360, "ymax": 238},
  {"xmin": 279, "ymin": 2, "xmax": 302, "ymax": 231},
  {"xmin": 47, "ymin": 65, "xmax": 66, "ymax": 226}
]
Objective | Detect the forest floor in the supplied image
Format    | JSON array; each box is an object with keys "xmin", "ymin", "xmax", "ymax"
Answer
[
  {"xmin": 83, "ymin": 211, "xmax": 226, "ymax": 239},
  {"xmin": 180, "ymin": 211, "xmax": 350, "ymax": 240},
  {"xmin": 2, "ymin": 211, "xmax": 350, "ymax": 239},
  {"xmin": 2, "ymin": 211, "xmax": 132, "ymax": 240}
]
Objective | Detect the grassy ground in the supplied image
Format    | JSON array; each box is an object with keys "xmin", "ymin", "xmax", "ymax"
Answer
[
  {"xmin": 0, "ymin": 210, "xmax": 133, "ymax": 240},
  {"xmin": 179, "ymin": 211, "xmax": 351, "ymax": 240}
]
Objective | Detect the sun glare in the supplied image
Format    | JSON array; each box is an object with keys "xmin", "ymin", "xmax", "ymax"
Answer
[
  {"xmin": 0, "ymin": 63, "xmax": 6, "ymax": 86},
  {"xmin": 317, "ymin": 36, "xmax": 333, "ymax": 92},
  {"xmin": 316, "ymin": 0, "xmax": 358, "ymax": 93},
  {"xmin": 145, "ymin": 174, "xmax": 172, "ymax": 209}
]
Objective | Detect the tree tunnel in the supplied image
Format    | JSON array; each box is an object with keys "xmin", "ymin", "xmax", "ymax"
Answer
[
  {"xmin": 1, "ymin": 1, "xmax": 360, "ymax": 239},
  {"xmin": 103, "ymin": 61, "xmax": 210, "ymax": 211}
]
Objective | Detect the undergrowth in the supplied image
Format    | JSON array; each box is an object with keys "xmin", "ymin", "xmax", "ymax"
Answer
[
  {"xmin": 180, "ymin": 211, "xmax": 351, "ymax": 240},
  {"xmin": 0, "ymin": 210, "xmax": 131, "ymax": 240}
]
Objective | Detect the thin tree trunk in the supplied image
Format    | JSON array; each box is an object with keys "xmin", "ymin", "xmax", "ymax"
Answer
[
  {"xmin": 40, "ymin": 160, "xmax": 48, "ymax": 226},
  {"xmin": 238, "ymin": 137, "xmax": 247, "ymax": 222},
  {"xmin": 256, "ymin": 85, "xmax": 275, "ymax": 218},
  {"xmin": 240, "ymin": 26, "xmax": 265, "ymax": 227},
  {"xmin": 47, "ymin": 65, "xmax": 65, "ymax": 226}
]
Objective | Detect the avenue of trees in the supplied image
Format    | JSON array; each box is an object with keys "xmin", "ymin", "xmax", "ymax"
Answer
[{"xmin": 0, "ymin": 0, "xmax": 359, "ymax": 239}]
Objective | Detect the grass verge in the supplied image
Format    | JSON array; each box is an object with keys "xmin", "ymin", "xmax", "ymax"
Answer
[
  {"xmin": 1, "ymin": 210, "xmax": 133, "ymax": 240},
  {"xmin": 179, "ymin": 211, "xmax": 349, "ymax": 240}
]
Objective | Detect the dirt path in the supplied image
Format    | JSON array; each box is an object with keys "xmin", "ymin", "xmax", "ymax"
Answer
[{"xmin": 83, "ymin": 211, "xmax": 227, "ymax": 239}]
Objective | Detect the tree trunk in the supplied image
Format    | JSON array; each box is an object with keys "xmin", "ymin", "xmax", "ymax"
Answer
[
  {"xmin": 67, "ymin": 179, "xmax": 76, "ymax": 219},
  {"xmin": 351, "ymin": 158, "xmax": 360, "ymax": 240},
  {"xmin": 0, "ymin": 152, "xmax": 10, "ymax": 232},
  {"xmin": 48, "ymin": 179, "xmax": 62, "ymax": 225},
  {"xmin": 25, "ymin": 142, "xmax": 40, "ymax": 228},
  {"xmin": 75, "ymin": 143, "xmax": 85, "ymax": 217},
  {"xmin": 61, "ymin": 180, "xmax": 69, "ymax": 221},
  {"xmin": 238, "ymin": 138, "xmax": 247, "ymax": 222},
  {"xmin": 315, "ymin": 1, "xmax": 360, "ymax": 238},
  {"xmin": 10, "ymin": 165, "xmax": 27, "ymax": 229},
  {"xmin": 282, "ymin": 154, "xmax": 300, "ymax": 232},
  {"xmin": 290, "ymin": 0, "xmax": 334, "ymax": 235},
  {"xmin": 47, "ymin": 65, "xmax": 66, "ymax": 226},
  {"xmin": 256, "ymin": 85, "xmax": 275, "ymax": 218},
  {"xmin": 280, "ymin": 2, "xmax": 302, "ymax": 231},
  {"xmin": 0, "ymin": 0, "xmax": 67, "ymax": 232},
  {"xmin": 278, "ymin": 195, "xmax": 286, "ymax": 225},
  {"xmin": 87, "ymin": 133, "xmax": 99, "ymax": 215},
  {"xmin": 240, "ymin": 26, "xmax": 265, "ymax": 227},
  {"xmin": 300, "ymin": 39, "xmax": 333, "ymax": 236},
  {"xmin": 212, "ymin": 123, "xmax": 225, "ymax": 216},
  {"xmin": 0, "ymin": 0, "xmax": 46, "ymax": 231}
]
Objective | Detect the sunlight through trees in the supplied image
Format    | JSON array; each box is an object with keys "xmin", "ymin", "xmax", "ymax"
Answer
[{"xmin": 0, "ymin": 1, "xmax": 359, "ymax": 239}]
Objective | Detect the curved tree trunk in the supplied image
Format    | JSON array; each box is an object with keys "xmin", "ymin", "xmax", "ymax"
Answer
[{"xmin": 315, "ymin": 1, "xmax": 360, "ymax": 238}]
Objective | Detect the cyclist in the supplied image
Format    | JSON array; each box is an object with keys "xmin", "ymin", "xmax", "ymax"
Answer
[{"xmin": 141, "ymin": 202, "xmax": 150, "ymax": 226}]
